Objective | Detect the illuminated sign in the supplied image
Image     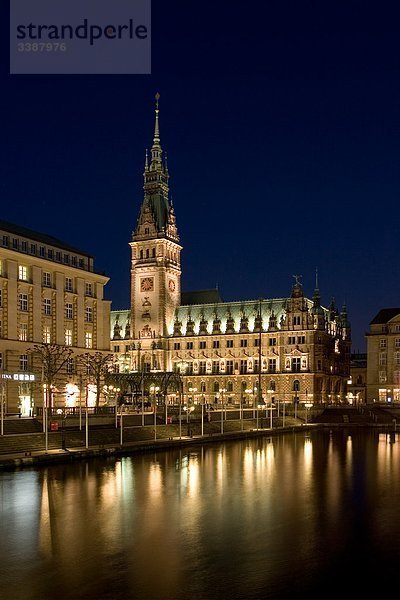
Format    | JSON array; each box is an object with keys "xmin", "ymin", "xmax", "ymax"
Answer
[{"xmin": 1, "ymin": 373, "xmax": 35, "ymax": 381}]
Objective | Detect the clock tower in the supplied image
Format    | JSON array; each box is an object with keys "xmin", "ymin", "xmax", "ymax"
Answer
[{"xmin": 129, "ymin": 94, "xmax": 182, "ymax": 370}]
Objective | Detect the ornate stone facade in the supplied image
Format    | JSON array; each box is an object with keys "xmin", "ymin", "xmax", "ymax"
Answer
[
  {"xmin": 111, "ymin": 98, "xmax": 351, "ymax": 406},
  {"xmin": 367, "ymin": 309, "xmax": 400, "ymax": 402}
]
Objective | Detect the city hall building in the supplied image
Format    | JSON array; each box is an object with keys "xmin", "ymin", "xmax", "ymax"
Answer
[
  {"xmin": 110, "ymin": 98, "xmax": 351, "ymax": 407},
  {"xmin": 0, "ymin": 220, "xmax": 111, "ymax": 415}
]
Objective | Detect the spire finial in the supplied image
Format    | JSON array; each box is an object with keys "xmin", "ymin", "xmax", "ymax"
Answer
[
  {"xmin": 144, "ymin": 148, "xmax": 149, "ymax": 170},
  {"xmin": 150, "ymin": 92, "xmax": 162, "ymax": 168},
  {"xmin": 154, "ymin": 92, "xmax": 160, "ymax": 143},
  {"xmin": 315, "ymin": 267, "xmax": 319, "ymax": 290}
]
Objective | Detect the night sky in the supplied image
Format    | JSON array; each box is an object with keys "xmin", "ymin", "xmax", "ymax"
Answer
[{"xmin": 2, "ymin": 2, "xmax": 400, "ymax": 351}]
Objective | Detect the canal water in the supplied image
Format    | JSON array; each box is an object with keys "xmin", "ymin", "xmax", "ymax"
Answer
[{"xmin": 1, "ymin": 429, "xmax": 400, "ymax": 600}]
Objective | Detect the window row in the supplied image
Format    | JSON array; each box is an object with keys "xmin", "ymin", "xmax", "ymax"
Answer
[
  {"xmin": 173, "ymin": 337, "xmax": 281, "ymax": 350},
  {"xmin": 18, "ymin": 295, "xmax": 93, "ymax": 321},
  {"xmin": 1, "ymin": 236, "xmax": 89, "ymax": 269},
  {"xmin": 17, "ymin": 267, "xmax": 94, "ymax": 296}
]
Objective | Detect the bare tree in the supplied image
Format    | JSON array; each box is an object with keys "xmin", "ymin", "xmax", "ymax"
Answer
[
  {"xmin": 27, "ymin": 343, "xmax": 74, "ymax": 408},
  {"xmin": 76, "ymin": 352, "xmax": 114, "ymax": 407}
]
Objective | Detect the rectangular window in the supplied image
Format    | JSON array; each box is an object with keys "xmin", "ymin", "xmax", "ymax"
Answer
[
  {"xmin": 39, "ymin": 246, "xmax": 45, "ymax": 257},
  {"xmin": 19, "ymin": 293, "xmax": 28, "ymax": 312},
  {"xmin": 212, "ymin": 361, "xmax": 220, "ymax": 374},
  {"xmin": 55, "ymin": 251, "xmax": 61, "ymax": 262},
  {"xmin": 379, "ymin": 353, "xmax": 387, "ymax": 366},
  {"xmin": 173, "ymin": 342, "xmax": 181, "ymax": 350},
  {"xmin": 0, "ymin": 352, "xmax": 2, "ymax": 369},
  {"xmin": 186, "ymin": 341, "xmax": 193, "ymax": 350},
  {"xmin": 380, "ymin": 339, "xmax": 387, "ymax": 348},
  {"xmin": 30, "ymin": 243, "xmax": 36, "ymax": 255},
  {"xmin": 43, "ymin": 271, "xmax": 51, "ymax": 287},
  {"xmin": 66, "ymin": 357, "xmax": 74, "ymax": 374},
  {"xmin": 2, "ymin": 235, "xmax": 9, "ymax": 246},
  {"xmin": 64, "ymin": 254, "xmax": 70, "ymax": 264},
  {"xmin": 293, "ymin": 316, "xmax": 301, "ymax": 326},
  {"xmin": 288, "ymin": 336, "xmax": 296, "ymax": 345},
  {"xmin": 292, "ymin": 357, "xmax": 301, "ymax": 372},
  {"xmin": 85, "ymin": 282, "xmax": 93, "ymax": 296},
  {"xmin": 43, "ymin": 325, "xmax": 51, "ymax": 344},
  {"xmin": 0, "ymin": 320, "xmax": 2, "ymax": 338},
  {"xmin": 0, "ymin": 289, "xmax": 2, "ymax": 307},
  {"xmin": 19, "ymin": 323, "xmax": 28, "ymax": 341},
  {"xmin": 65, "ymin": 303, "xmax": 73, "ymax": 320},
  {"xmin": 114, "ymin": 345, "xmax": 120, "ymax": 353},
  {"xmin": 65, "ymin": 329, "xmax": 73, "ymax": 346},
  {"xmin": 240, "ymin": 339, "xmax": 247, "ymax": 348},
  {"xmin": 395, "ymin": 352, "xmax": 400, "ymax": 366},
  {"xmin": 43, "ymin": 298, "xmax": 51, "ymax": 316},
  {"xmin": 85, "ymin": 307, "xmax": 93, "ymax": 323},
  {"xmin": 396, "ymin": 325, "xmax": 400, "ymax": 333},
  {"xmin": 240, "ymin": 360, "xmax": 247, "ymax": 374},
  {"xmin": 12, "ymin": 238, "xmax": 18, "ymax": 249},
  {"xmin": 65, "ymin": 277, "xmax": 73, "ymax": 292},
  {"xmin": 317, "ymin": 359, "xmax": 322, "ymax": 371},
  {"xmin": 199, "ymin": 341, "xmax": 206, "ymax": 350},
  {"xmin": 47, "ymin": 249, "xmax": 53, "ymax": 260},
  {"xmin": 20, "ymin": 354, "xmax": 28, "ymax": 371},
  {"xmin": 226, "ymin": 360, "xmax": 234, "ymax": 374},
  {"xmin": 297, "ymin": 336, "xmax": 305, "ymax": 344},
  {"xmin": 79, "ymin": 258, "xmax": 84, "ymax": 269},
  {"xmin": 85, "ymin": 332, "xmax": 92, "ymax": 349},
  {"xmin": 254, "ymin": 338, "xmax": 260, "ymax": 347},
  {"xmin": 226, "ymin": 340, "xmax": 234, "ymax": 348},
  {"xmin": 395, "ymin": 338, "xmax": 400, "ymax": 349},
  {"xmin": 199, "ymin": 361, "xmax": 206, "ymax": 375},
  {"xmin": 268, "ymin": 358, "xmax": 277, "ymax": 373},
  {"xmin": 269, "ymin": 338, "xmax": 277, "ymax": 346},
  {"xmin": 18, "ymin": 265, "xmax": 28, "ymax": 281},
  {"xmin": 254, "ymin": 359, "xmax": 259, "ymax": 373},
  {"xmin": 213, "ymin": 340, "xmax": 220, "ymax": 349},
  {"xmin": 71, "ymin": 256, "xmax": 77, "ymax": 266}
]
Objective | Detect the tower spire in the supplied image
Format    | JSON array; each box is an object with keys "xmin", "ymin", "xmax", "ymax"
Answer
[{"xmin": 151, "ymin": 92, "xmax": 162, "ymax": 169}]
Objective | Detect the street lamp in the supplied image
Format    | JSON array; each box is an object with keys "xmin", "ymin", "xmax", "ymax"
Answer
[{"xmin": 150, "ymin": 385, "xmax": 160, "ymax": 440}]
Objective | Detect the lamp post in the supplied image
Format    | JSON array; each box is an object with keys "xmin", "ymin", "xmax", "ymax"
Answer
[
  {"xmin": 150, "ymin": 385, "xmax": 160, "ymax": 440},
  {"xmin": 245, "ymin": 388, "xmax": 252, "ymax": 421}
]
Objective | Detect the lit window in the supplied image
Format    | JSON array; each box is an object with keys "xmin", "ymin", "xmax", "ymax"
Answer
[
  {"xmin": 395, "ymin": 338, "xmax": 400, "ymax": 349},
  {"xmin": 66, "ymin": 357, "xmax": 74, "ymax": 374},
  {"xmin": 85, "ymin": 307, "xmax": 93, "ymax": 323},
  {"xmin": 66, "ymin": 303, "xmax": 73, "ymax": 320},
  {"xmin": 19, "ymin": 323, "xmax": 28, "ymax": 341},
  {"xmin": 43, "ymin": 298, "xmax": 51, "ymax": 316},
  {"xmin": 65, "ymin": 329, "xmax": 73, "ymax": 346},
  {"xmin": 43, "ymin": 271, "xmax": 51, "ymax": 287},
  {"xmin": 380, "ymin": 339, "xmax": 387, "ymax": 348},
  {"xmin": 20, "ymin": 354, "xmax": 28, "ymax": 371},
  {"xmin": 379, "ymin": 353, "xmax": 387, "ymax": 366},
  {"xmin": 19, "ymin": 293, "xmax": 28, "ymax": 312},
  {"xmin": 18, "ymin": 265, "xmax": 28, "ymax": 281},
  {"xmin": 85, "ymin": 332, "xmax": 92, "ymax": 349},
  {"xmin": 395, "ymin": 352, "xmax": 400, "ymax": 366},
  {"xmin": 43, "ymin": 326, "xmax": 51, "ymax": 344}
]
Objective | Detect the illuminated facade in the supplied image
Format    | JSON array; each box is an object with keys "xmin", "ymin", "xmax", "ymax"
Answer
[
  {"xmin": 0, "ymin": 220, "xmax": 111, "ymax": 415},
  {"xmin": 367, "ymin": 308, "xmax": 400, "ymax": 403},
  {"xmin": 111, "ymin": 98, "xmax": 351, "ymax": 406}
]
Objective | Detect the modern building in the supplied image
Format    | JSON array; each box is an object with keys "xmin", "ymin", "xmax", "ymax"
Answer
[
  {"xmin": 110, "ymin": 98, "xmax": 351, "ymax": 408},
  {"xmin": 0, "ymin": 220, "xmax": 111, "ymax": 415},
  {"xmin": 367, "ymin": 308, "xmax": 400, "ymax": 403}
]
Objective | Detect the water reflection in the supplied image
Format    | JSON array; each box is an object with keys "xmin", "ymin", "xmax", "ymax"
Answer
[{"xmin": 2, "ymin": 430, "xmax": 400, "ymax": 599}]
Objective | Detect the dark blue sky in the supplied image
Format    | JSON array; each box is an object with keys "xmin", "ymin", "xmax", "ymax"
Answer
[{"xmin": 2, "ymin": 1, "xmax": 400, "ymax": 351}]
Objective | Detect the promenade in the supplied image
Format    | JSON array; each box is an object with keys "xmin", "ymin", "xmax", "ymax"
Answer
[{"xmin": 0, "ymin": 404, "xmax": 398, "ymax": 471}]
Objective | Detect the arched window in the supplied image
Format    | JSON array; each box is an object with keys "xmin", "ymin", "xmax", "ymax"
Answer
[
  {"xmin": 200, "ymin": 381, "xmax": 206, "ymax": 393},
  {"xmin": 213, "ymin": 381, "xmax": 219, "ymax": 393},
  {"xmin": 293, "ymin": 380, "xmax": 300, "ymax": 392},
  {"xmin": 227, "ymin": 381, "xmax": 233, "ymax": 392}
]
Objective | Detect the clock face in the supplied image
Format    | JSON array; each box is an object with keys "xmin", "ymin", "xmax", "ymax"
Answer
[
  {"xmin": 140, "ymin": 277, "xmax": 154, "ymax": 292},
  {"xmin": 168, "ymin": 279, "xmax": 176, "ymax": 292}
]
